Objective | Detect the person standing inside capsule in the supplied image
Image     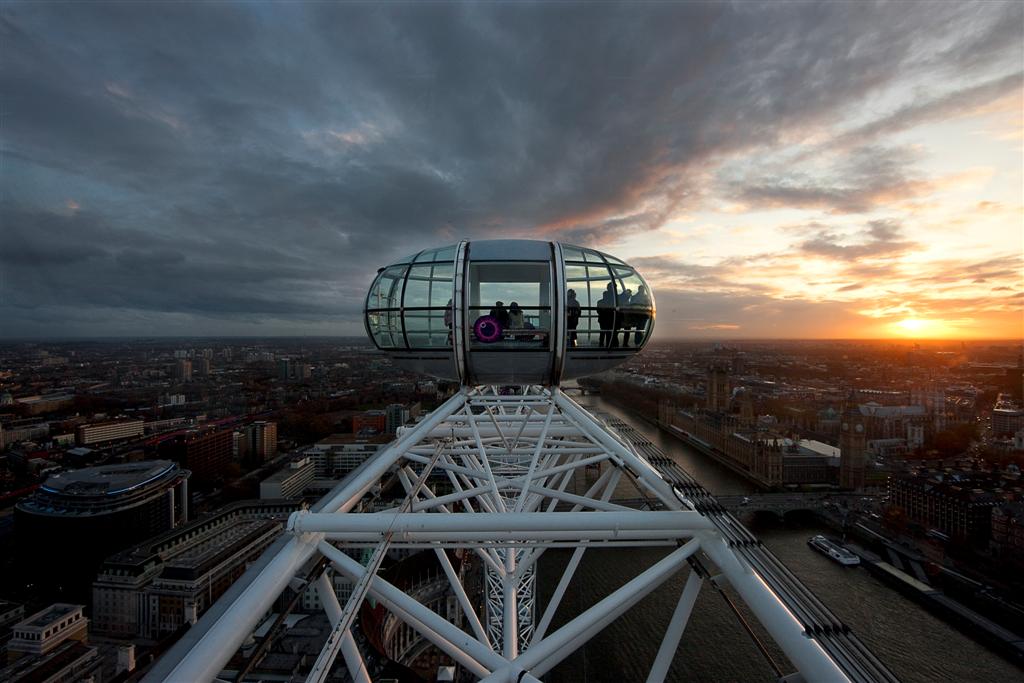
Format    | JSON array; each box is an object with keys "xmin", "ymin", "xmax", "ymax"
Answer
[
  {"xmin": 616, "ymin": 286, "xmax": 633, "ymax": 347},
  {"xmin": 489, "ymin": 301, "xmax": 511, "ymax": 331},
  {"xmin": 508, "ymin": 302, "xmax": 524, "ymax": 329},
  {"xmin": 566, "ymin": 289, "xmax": 581, "ymax": 347},
  {"xmin": 630, "ymin": 285, "xmax": 652, "ymax": 346},
  {"xmin": 597, "ymin": 284, "xmax": 615, "ymax": 347},
  {"xmin": 444, "ymin": 298, "xmax": 454, "ymax": 345}
]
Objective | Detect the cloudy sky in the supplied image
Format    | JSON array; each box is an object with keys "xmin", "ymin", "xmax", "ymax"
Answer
[{"xmin": 2, "ymin": 1, "xmax": 1021, "ymax": 339}]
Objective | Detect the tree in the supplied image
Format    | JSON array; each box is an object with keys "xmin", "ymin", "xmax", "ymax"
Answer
[{"xmin": 928, "ymin": 422, "xmax": 979, "ymax": 458}]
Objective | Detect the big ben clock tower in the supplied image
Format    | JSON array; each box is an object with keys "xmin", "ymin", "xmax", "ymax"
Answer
[{"xmin": 840, "ymin": 390, "xmax": 866, "ymax": 490}]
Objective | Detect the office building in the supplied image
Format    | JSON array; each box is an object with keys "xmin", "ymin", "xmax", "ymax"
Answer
[
  {"xmin": 159, "ymin": 393, "xmax": 186, "ymax": 407},
  {"xmin": 92, "ymin": 500, "xmax": 296, "ymax": 640},
  {"xmin": 259, "ymin": 457, "xmax": 315, "ymax": 499},
  {"xmin": 246, "ymin": 420, "xmax": 278, "ymax": 463},
  {"xmin": 299, "ymin": 567, "xmax": 354, "ymax": 613},
  {"xmin": 993, "ymin": 394, "xmax": 1024, "ymax": 437},
  {"xmin": 353, "ymin": 409, "xmax": 387, "ymax": 435},
  {"xmin": 233, "ymin": 430, "xmax": 250, "ymax": 460},
  {"xmin": 176, "ymin": 359, "xmax": 192, "ymax": 382},
  {"xmin": 6, "ymin": 604, "xmax": 87, "ymax": 662},
  {"xmin": 0, "ymin": 641, "xmax": 101, "ymax": 683},
  {"xmin": 0, "ymin": 601, "xmax": 25, "ymax": 649},
  {"xmin": 0, "ymin": 418, "xmax": 49, "ymax": 449},
  {"xmin": 278, "ymin": 359, "xmax": 292, "ymax": 381},
  {"xmin": 75, "ymin": 419, "xmax": 144, "ymax": 446},
  {"xmin": 159, "ymin": 427, "xmax": 232, "ymax": 487},
  {"xmin": 889, "ymin": 469, "xmax": 1002, "ymax": 544},
  {"xmin": 304, "ymin": 436, "xmax": 384, "ymax": 477},
  {"xmin": 386, "ymin": 404, "xmax": 410, "ymax": 434},
  {"xmin": 15, "ymin": 462, "xmax": 190, "ymax": 599},
  {"xmin": 14, "ymin": 394, "xmax": 74, "ymax": 415},
  {"xmin": 991, "ymin": 503, "xmax": 1024, "ymax": 570}
]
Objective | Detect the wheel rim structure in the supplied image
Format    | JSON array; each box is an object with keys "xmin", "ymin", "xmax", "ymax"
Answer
[{"xmin": 144, "ymin": 385, "xmax": 891, "ymax": 683}]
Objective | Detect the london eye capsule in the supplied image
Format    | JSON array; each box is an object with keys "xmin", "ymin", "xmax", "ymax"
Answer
[{"xmin": 364, "ymin": 239, "xmax": 655, "ymax": 385}]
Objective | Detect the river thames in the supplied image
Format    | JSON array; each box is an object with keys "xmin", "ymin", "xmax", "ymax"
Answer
[{"xmin": 537, "ymin": 394, "xmax": 1021, "ymax": 682}]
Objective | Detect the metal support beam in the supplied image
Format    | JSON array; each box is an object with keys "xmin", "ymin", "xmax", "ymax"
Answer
[
  {"xmin": 149, "ymin": 385, "xmax": 878, "ymax": 683},
  {"xmin": 320, "ymin": 541, "xmax": 500, "ymax": 678},
  {"xmin": 646, "ymin": 569, "xmax": 704, "ymax": 683},
  {"xmin": 314, "ymin": 573, "xmax": 370, "ymax": 683},
  {"xmin": 698, "ymin": 532, "xmax": 850, "ymax": 682},
  {"xmin": 481, "ymin": 539, "xmax": 700, "ymax": 682},
  {"xmin": 293, "ymin": 511, "xmax": 712, "ymax": 535}
]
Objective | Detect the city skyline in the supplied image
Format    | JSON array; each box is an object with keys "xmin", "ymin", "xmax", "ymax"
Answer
[{"xmin": 2, "ymin": 2, "xmax": 1022, "ymax": 340}]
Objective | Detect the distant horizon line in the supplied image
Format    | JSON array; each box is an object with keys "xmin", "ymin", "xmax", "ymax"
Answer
[{"xmin": 0, "ymin": 335, "xmax": 1021, "ymax": 344}]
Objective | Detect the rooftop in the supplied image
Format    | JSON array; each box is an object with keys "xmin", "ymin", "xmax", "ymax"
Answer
[
  {"xmin": 0, "ymin": 641, "xmax": 97, "ymax": 683},
  {"xmin": 262, "ymin": 458, "xmax": 314, "ymax": 484},
  {"xmin": 795, "ymin": 439, "xmax": 841, "ymax": 459},
  {"xmin": 858, "ymin": 403, "xmax": 927, "ymax": 418},
  {"xmin": 313, "ymin": 433, "xmax": 389, "ymax": 446},
  {"xmin": 166, "ymin": 519, "xmax": 275, "ymax": 571},
  {"xmin": 17, "ymin": 603, "xmax": 82, "ymax": 631},
  {"xmin": 39, "ymin": 460, "xmax": 177, "ymax": 497},
  {"xmin": 99, "ymin": 499, "xmax": 298, "ymax": 571}
]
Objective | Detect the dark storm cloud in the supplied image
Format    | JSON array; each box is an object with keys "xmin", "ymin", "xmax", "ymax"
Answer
[{"xmin": 1, "ymin": 1, "xmax": 1019, "ymax": 335}]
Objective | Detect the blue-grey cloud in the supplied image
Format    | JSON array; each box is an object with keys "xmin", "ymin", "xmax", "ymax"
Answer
[{"xmin": 1, "ymin": 1, "xmax": 1020, "ymax": 336}]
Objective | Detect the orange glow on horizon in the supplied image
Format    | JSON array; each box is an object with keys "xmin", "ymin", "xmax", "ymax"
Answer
[{"xmin": 888, "ymin": 318, "xmax": 960, "ymax": 338}]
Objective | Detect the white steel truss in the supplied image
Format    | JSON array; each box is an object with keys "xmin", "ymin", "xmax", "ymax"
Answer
[{"xmin": 149, "ymin": 386, "xmax": 851, "ymax": 683}]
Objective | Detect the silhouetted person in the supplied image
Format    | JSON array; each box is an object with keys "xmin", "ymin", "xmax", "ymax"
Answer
[
  {"xmin": 444, "ymin": 298, "xmax": 454, "ymax": 344},
  {"xmin": 489, "ymin": 301, "xmax": 510, "ymax": 330},
  {"xmin": 509, "ymin": 301, "xmax": 530, "ymax": 341},
  {"xmin": 508, "ymin": 301, "xmax": 524, "ymax": 329},
  {"xmin": 566, "ymin": 289, "xmax": 581, "ymax": 347},
  {"xmin": 616, "ymin": 287, "xmax": 633, "ymax": 347},
  {"xmin": 597, "ymin": 285, "xmax": 615, "ymax": 347},
  {"xmin": 629, "ymin": 286, "xmax": 651, "ymax": 345}
]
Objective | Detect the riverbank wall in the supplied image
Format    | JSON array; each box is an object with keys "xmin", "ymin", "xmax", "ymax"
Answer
[{"xmin": 846, "ymin": 542, "xmax": 1024, "ymax": 664}]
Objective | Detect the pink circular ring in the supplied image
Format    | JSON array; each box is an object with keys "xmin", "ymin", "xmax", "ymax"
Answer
[{"xmin": 474, "ymin": 316, "xmax": 503, "ymax": 343}]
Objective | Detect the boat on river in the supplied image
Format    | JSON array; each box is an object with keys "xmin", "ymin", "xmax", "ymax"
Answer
[{"xmin": 808, "ymin": 535, "xmax": 860, "ymax": 566}]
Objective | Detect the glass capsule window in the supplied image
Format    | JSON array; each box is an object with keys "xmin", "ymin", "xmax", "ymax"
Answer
[
  {"xmin": 365, "ymin": 242, "xmax": 652, "ymax": 355},
  {"xmin": 563, "ymin": 245, "xmax": 654, "ymax": 350},
  {"xmin": 468, "ymin": 261, "xmax": 552, "ymax": 350},
  {"xmin": 365, "ymin": 251, "xmax": 456, "ymax": 351}
]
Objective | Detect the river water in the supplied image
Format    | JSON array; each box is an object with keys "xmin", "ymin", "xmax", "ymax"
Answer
[{"xmin": 536, "ymin": 395, "xmax": 1022, "ymax": 682}]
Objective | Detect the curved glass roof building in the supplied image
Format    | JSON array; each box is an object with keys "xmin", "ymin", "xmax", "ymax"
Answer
[
  {"xmin": 365, "ymin": 239, "xmax": 655, "ymax": 385},
  {"xmin": 14, "ymin": 460, "xmax": 190, "ymax": 600}
]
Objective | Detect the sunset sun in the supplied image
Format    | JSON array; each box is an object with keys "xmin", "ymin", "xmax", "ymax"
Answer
[{"xmin": 891, "ymin": 318, "xmax": 953, "ymax": 338}]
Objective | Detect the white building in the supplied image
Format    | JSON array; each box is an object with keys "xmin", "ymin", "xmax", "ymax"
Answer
[
  {"xmin": 259, "ymin": 457, "xmax": 315, "ymax": 499},
  {"xmin": 300, "ymin": 567, "xmax": 354, "ymax": 612},
  {"xmin": 7, "ymin": 604, "xmax": 87, "ymax": 661},
  {"xmin": 303, "ymin": 438, "xmax": 384, "ymax": 478},
  {"xmin": 92, "ymin": 501, "xmax": 296, "ymax": 640},
  {"xmin": 75, "ymin": 420, "xmax": 145, "ymax": 446}
]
